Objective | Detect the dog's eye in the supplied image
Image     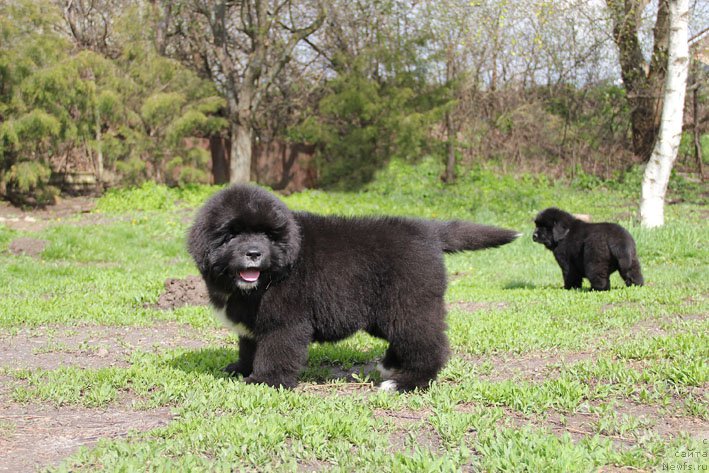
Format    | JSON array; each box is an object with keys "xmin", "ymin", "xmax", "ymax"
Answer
[
  {"xmin": 219, "ymin": 232, "xmax": 236, "ymax": 245},
  {"xmin": 266, "ymin": 230, "xmax": 280, "ymax": 241}
]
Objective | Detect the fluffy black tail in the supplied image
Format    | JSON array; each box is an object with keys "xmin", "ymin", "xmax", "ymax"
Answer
[{"xmin": 432, "ymin": 220, "xmax": 521, "ymax": 253}]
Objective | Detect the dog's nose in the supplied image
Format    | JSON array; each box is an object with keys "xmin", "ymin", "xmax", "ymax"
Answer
[{"xmin": 246, "ymin": 249, "xmax": 262, "ymax": 260}]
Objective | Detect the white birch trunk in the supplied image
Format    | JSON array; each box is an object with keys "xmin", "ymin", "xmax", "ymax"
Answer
[{"xmin": 639, "ymin": 0, "xmax": 690, "ymax": 228}]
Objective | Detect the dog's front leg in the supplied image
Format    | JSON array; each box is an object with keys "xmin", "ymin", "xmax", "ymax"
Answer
[
  {"xmin": 243, "ymin": 323, "xmax": 311, "ymax": 389},
  {"xmin": 556, "ymin": 254, "xmax": 582, "ymax": 290},
  {"xmin": 562, "ymin": 269, "xmax": 583, "ymax": 289},
  {"xmin": 224, "ymin": 337, "xmax": 256, "ymax": 377}
]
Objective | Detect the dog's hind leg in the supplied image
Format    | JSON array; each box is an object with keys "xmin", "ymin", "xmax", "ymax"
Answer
[
  {"xmin": 587, "ymin": 269, "xmax": 611, "ymax": 291},
  {"xmin": 379, "ymin": 306, "xmax": 450, "ymax": 392},
  {"xmin": 377, "ymin": 348, "xmax": 401, "ymax": 380},
  {"xmin": 381, "ymin": 334, "xmax": 450, "ymax": 392},
  {"xmin": 618, "ymin": 252, "xmax": 644, "ymax": 287}
]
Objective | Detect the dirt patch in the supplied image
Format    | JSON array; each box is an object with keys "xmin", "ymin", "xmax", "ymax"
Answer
[
  {"xmin": 602, "ymin": 312, "xmax": 708, "ymax": 341},
  {"xmin": 0, "ymin": 197, "xmax": 96, "ymax": 232},
  {"xmin": 0, "ymin": 323, "xmax": 221, "ymax": 371},
  {"xmin": 460, "ymin": 398, "xmax": 708, "ymax": 448},
  {"xmin": 0, "ymin": 401, "xmax": 172, "ymax": 472},
  {"xmin": 153, "ymin": 276, "xmax": 209, "ymax": 310},
  {"xmin": 545, "ymin": 401, "xmax": 707, "ymax": 444},
  {"xmin": 7, "ymin": 238, "xmax": 48, "ymax": 257},
  {"xmin": 387, "ymin": 422, "xmax": 442, "ymax": 455},
  {"xmin": 462, "ymin": 350, "xmax": 599, "ymax": 383},
  {"xmin": 0, "ymin": 322, "xmax": 223, "ymax": 471},
  {"xmin": 460, "ymin": 313, "xmax": 709, "ymax": 384},
  {"xmin": 296, "ymin": 459, "xmax": 332, "ymax": 472},
  {"xmin": 374, "ymin": 408, "xmax": 431, "ymax": 424},
  {"xmin": 374, "ymin": 408, "xmax": 442, "ymax": 455}
]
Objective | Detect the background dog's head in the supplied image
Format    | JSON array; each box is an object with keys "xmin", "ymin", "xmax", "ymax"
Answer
[
  {"xmin": 533, "ymin": 207, "xmax": 577, "ymax": 250},
  {"xmin": 188, "ymin": 185, "xmax": 301, "ymax": 294}
]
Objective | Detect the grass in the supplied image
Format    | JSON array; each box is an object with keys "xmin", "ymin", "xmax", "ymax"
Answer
[{"xmin": 1, "ymin": 158, "xmax": 707, "ymax": 472}]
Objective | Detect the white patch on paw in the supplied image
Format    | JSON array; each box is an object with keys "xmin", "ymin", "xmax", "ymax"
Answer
[
  {"xmin": 211, "ymin": 304, "xmax": 254, "ymax": 338},
  {"xmin": 379, "ymin": 380, "xmax": 398, "ymax": 392},
  {"xmin": 376, "ymin": 362, "xmax": 397, "ymax": 379}
]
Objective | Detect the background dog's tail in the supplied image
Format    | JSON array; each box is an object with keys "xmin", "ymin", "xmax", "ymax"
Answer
[{"xmin": 433, "ymin": 221, "xmax": 521, "ymax": 253}]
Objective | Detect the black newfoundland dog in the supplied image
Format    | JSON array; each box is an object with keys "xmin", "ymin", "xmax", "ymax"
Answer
[
  {"xmin": 533, "ymin": 207, "xmax": 644, "ymax": 291},
  {"xmin": 188, "ymin": 185, "xmax": 519, "ymax": 391}
]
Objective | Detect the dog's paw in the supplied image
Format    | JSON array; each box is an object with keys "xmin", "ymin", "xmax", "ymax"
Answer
[
  {"xmin": 379, "ymin": 380, "xmax": 398, "ymax": 392},
  {"xmin": 223, "ymin": 362, "xmax": 252, "ymax": 377}
]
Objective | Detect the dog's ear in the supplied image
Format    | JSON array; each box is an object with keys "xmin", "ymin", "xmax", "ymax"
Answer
[{"xmin": 552, "ymin": 222, "xmax": 569, "ymax": 242}]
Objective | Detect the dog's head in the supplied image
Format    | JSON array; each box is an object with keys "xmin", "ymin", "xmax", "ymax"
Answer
[
  {"xmin": 533, "ymin": 207, "xmax": 576, "ymax": 250},
  {"xmin": 188, "ymin": 185, "xmax": 301, "ymax": 295}
]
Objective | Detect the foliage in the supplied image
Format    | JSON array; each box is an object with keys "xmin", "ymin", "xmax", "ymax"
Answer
[
  {"xmin": 291, "ymin": 46, "xmax": 448, "ymax": 189},
  {"xmin": 5, "ymin": 160, "xmax": 58, "ymax": 206},
  {"xmin": 1, "ymin": 0, "xmax": 706, "ymax": 205},
  {"xmin": 95, "ymin": 181, "xmax": 222, "ymax": 213},
  {"xmin": 0, "ymin": 1, "xmax": 225, "ymax": 205}
]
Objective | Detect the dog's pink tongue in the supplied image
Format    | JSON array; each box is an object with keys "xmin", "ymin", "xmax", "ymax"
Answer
[{"xmin": 239, "ymin": 270, "xmax": 260, "ymax": 282}]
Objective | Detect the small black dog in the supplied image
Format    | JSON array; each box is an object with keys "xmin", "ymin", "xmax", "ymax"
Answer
[
  {"xmin": 188, "ymin": 185, "xmax": 520, "ymax": 391},
  {"xmin": 533, "ymin": 207, "xmax": 643, "ymax": 291}
]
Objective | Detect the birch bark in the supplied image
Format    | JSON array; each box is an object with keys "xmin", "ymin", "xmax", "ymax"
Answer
[{"xmin": 639, "ymin": 0, "xmax": 689, "ymax": 228}]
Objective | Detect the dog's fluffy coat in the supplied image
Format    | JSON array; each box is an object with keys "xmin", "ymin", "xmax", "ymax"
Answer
[
  {"xmin": 188, "ymin": 185, "xmax": 519, "ymax": 391},
  {"xmin": 533, "ymin": 207, "xmax": 644, "ymax": 291}
]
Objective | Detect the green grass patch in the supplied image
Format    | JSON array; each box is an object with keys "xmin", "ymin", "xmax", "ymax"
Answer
[{"xmin": 1, "ymin": 158, "xmax": 707, "ymax": 471}]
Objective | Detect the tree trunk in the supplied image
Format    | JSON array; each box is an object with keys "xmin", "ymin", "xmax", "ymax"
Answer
[
  {"xmin": 229, "ymin": 121, "xmax": 252, "ymax": 184},
  {"xmin": 209, "ymin": 135, "xmax": 230, "ymax": 184},
  {"xmin": 607, "ymin": 0, "xmax": 669, "ymax": 161},
  {"xmin": 630, "ymin": 93, "xmax": 663, "ymax": 160},
  {"xmin": 640, "ymin": 0, "xmax": 689, "ymax": 228},
  {"xmin": 94, "ymin": 107, "xmax": 104, "ymax": 186},
  {"xmin": 692, "ymin": 83, "xmax": 704, "ymax": 179}
]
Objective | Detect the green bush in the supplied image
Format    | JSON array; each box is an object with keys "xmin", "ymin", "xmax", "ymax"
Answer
[
  {"xmin": 290, "ymin": 49, "xmax": 448, "ymax": 190},
  {"xmin": 5, "ymin": 160, "xmax": 58, "ymax": 206},
  {"xmin": 95, "ymin": 181, "xmax": 222, "ymax": 213}
]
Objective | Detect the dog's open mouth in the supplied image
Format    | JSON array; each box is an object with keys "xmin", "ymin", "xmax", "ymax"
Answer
[{"xmin": 239, "ymin": 269, "xmax": 261, "ymax": 282}]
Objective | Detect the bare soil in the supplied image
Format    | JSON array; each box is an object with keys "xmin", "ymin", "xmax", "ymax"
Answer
[
  {"xmin": 463, "ymin": 350, "xmax": 599, "ymax": 383},
  {"xmin": 493, "ymin": 397, "xmax": 709, "ymax": 446},
  {"xmin": 153, "ymin": 276, "xmax": 209, "ymax": 310},
  {"xmin": 0, "ymin": 323, "xmax": 223, "ymax": 371},
  {"xmin": 7, "ymin": 238, "xmax": 48, "ymax": 257},
  {"xmin": 0, "ymin": 401, "xmax": 172, "ymax": 472},
  {"xmin": 1, "ymin": 312, "xmax": 706, "ymax": 471},
  {"xmin": 0, "ymin": 322, "xmax": 231, "ymax": 472},
  {"xmin": 0, "ymin": 196, "xmax": 96, "ymax": 232}
]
